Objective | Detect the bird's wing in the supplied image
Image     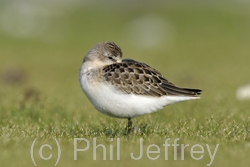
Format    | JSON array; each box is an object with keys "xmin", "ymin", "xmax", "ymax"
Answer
[{"xmin": 102, "ymin": 59, "xmax": 201, "ymax": 97}]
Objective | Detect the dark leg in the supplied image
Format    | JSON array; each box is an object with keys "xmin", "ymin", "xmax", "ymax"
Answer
[{"xmin": 127, "ymin": 118, "xmax": 132, "ymax": 135}]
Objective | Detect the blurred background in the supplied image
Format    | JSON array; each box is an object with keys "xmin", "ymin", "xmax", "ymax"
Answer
[
  {"xmin": 1, "ymin": 0, "xmax": 250, "ymax": 102},
  {"xmin": 0, "ymin": 0, "xmax": 250, "ymax": 166}
]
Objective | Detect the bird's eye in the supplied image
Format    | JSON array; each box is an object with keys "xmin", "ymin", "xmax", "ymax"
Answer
[{"xmin": 108, "ymin": 56, "xmax": 113, "ymax": 60}]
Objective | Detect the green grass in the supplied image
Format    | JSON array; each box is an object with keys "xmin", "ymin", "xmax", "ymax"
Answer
[{"xmin": 1, "ymin": 1, "xmax": 250, "ymax": 167}]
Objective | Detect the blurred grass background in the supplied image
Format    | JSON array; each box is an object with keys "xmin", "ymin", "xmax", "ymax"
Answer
[{"xmin": 0, "ymin": 0, "xmax": 250, "ymax": 166}]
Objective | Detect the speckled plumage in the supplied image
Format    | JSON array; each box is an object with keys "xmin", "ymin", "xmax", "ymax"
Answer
[{"xmin": 103, "ymin": 58, "xmax": 201, "ymax": 97}]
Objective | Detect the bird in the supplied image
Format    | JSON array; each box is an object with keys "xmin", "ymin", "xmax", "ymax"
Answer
[{"xmin": 79, "ymin": 41, "xmax": 201, "ymax": 135}]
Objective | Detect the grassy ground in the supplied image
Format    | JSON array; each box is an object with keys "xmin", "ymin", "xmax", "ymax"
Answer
[{"xmin": 1, "ymin": 1, "xmax": 250, "ymax": 167}]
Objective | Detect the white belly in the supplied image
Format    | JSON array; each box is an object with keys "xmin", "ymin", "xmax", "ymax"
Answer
[{"xmin": 79, "ymin": 72, "xmax": 199, "ymax": 118}]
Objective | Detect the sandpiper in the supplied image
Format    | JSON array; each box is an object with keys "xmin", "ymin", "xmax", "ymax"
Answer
[{"xmin": 79, "ymin": 42, "xmax": 201, "ymax": 134}]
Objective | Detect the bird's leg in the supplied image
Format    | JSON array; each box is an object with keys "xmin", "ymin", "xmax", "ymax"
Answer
[{"xmin": 127, "ymin": 118, "xmax": 132, "ymax": 135}]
